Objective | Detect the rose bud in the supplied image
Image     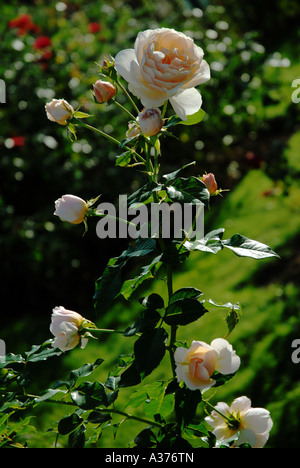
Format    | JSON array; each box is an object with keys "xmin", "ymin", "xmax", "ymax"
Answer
[
  {"xmin": 45, "ymin": 99, "xmax": 74, "ymax": 125},
  {"xmin": 202, "ymin": 173, "xmax": 218, "ymax": 195},
  {"xmin": 50, "ymin": 306, "xmax": 88, "ymax": 351},
  {"xmin": 54, "ymin": 194, "xmax": 88, "ymax": 224},
  {"xmin": 93, "ymin": 79, "xmax": 116, "ymax": 103},
  {"xmin": 138, "ymin": 108, "xmax": 163, "ymax": 137},
  {"xmin": 126, "ymin": 121, "xmax": 140, "ymax": 138}
]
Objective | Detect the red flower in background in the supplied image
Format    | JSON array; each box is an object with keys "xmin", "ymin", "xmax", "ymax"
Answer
[
  {"xmin": 11, "ymin": 136, "xmax": 25, "ymax": 147},
  {"xmin": 33, "ymin": 36, "xmax": 52, "ymax": 50},
  {"xmin": 9, "ymin": 13, "xmax": 40, "ymax": 36},
  {"xmin": 88, "ymin": 22, "xmax": 102, "ymax": 34}
]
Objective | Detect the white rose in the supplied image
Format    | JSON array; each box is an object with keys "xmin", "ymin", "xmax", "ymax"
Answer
[
  {"xmin": 54, "ymin": 194, "xmax": 88, "ymax": 224},
  {"xmin": 205, "ymin": 396, "xmax": 273, "ymax": 448},
  {"xmin": 50, "ymin": 306, "xmax": 88, "ymax": 351},
  {"xmin": 114, "ymin": 27, "xmax": 210, "ymax": 121},
  {"xmin": 45, "ymin": 98, "xmax": 74, "ymax": 125},
  {"xmin": 174, "ymin": 338, "xmax": 240, "ymax": 391}
]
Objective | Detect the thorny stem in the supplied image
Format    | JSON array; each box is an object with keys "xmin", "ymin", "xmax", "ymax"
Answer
[
  {"xmin": 26, "ymin": 394, "xmax": 162, "ymax": 429},
  {"xmin": 150, "ymin": 146, "xmax": 177, "ymax": 380}
]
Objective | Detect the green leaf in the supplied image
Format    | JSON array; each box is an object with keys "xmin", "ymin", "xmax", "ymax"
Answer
[
  {"xmin": 68, "ymin": 423, "xmax": 86, "ymax": 448},
  {"xmin": 162, "ymin": 162, "xmax": 196, "ymax": 183},
  {"xmin": 222, "ymin": 233, "xmax": 280, "ymax": 259},
  {"xmin": 169, "ymin": 287, "xmax": 203, "ymax": 303},
  {"xmin": 119, "ymin": 254, "xmax": 163, "ymax": 301},
  {"xmin": 144, "ymin": 391, "xmax": 174, "ymax": 420},
  {"xmin": 123, "ymin": 309, "xmax": 161, "ymax": 337},
  {"xmin": 115, "ymin": 151, "xmax": 132, "ymax": 167},
  {"xmin": 0, "ymin": 353, "xmax": 25, "ymax": 368},
  {"xmin": 164, "ymin": 297, "xmax": 207, "ymax": 326},
  {"xmin": 175, "ymin": 387, "xmax": 202, "ymax": 427},
  {"xmin": 34, "ymin": 389, "xmax": 67, "ymax": 403},
  {"xmin": 73, "ymin": 111, "xmax": 90, "ymax": 119},
  {"xmin": 71, "ymin": 382, "xmax": 109, "ymax": 409},
  {"xmin": 165, "ymin": 108, "xmax": 205, "ymax": 127},
  {"xmin": 94, "ymin": 257, "xmax": 126, "ymax": 314},
  {"xmin": 139, "ymin": 293, "xmax": 165, "ymax": 310},
  {"xmin": 183, "ymin": 228, "xmax": 224, "ymax": 254},
  {"xmin": 127, "ymin": 181, "xmax": 162, "ymax": 206},
  {"xmin": 119, "ymin": 362, "xmax": 141, "ymax": 388},
  {"xmin": 68, "ymin": 359, "xmax": 104, "ymax": 389},
  {"xmin": 134, "ymin": 428, "xmax": 157, "ymax": 448},
  {"xmin": 26, "ymin": 341, "xmax": 62, "ymax": 362},
  {"xmin": 58, "ymin": 413, "xmax": 83, "ymax": 435},
  {"xmin": 134, "ymin": 328, "xmax": 168, "ymax": 380},
  {"xmin": 165, "ymin": 176, "xmax": 210, "ymax": 207},
  {"xmin": 180, "ymin": 108, "xmax": 206, "ymax": 126}
]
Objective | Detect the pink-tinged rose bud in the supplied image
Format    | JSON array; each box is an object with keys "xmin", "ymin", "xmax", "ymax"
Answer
[
  {"xmin": 45, "ymin": 99, "xmax": 74, "ymax": 125},
  {"xmin": 202, "ymin": 173, "xmax": 218, "ymax": 195},
  {"xmin": 93, "ymin": 80, "xmax": 116, "ymax": 103},
  {"xmin": 174, "ymin": 338, "xmax": 240, "ymax": 391},
  {"xmin": 50, "ymin": 306, "xmax": 88, "ymax": 351},
  {"xmin": 138, "ymin": 108, "xmax": 163, "ymax": 136},
  {"xmin": 54, "ymin": 194, "xmax": 88, "ymax": 224}
]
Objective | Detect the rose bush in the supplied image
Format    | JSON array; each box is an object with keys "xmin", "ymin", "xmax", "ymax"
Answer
[{"xmin": 0, "ymin": 24, "xmax": 279, "ymax": 450}]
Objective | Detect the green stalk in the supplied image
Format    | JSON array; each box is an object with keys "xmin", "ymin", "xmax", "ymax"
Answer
[{"xmin": 26, "ymin": 394, "xmax": 162, "ymax": 428}]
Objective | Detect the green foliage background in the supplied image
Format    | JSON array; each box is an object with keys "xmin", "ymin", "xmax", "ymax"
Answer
[{"xmin": 1, "ymin": 0, "xmax": 300, "ymax": 448}]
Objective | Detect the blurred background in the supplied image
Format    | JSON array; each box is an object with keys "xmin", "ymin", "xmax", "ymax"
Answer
[{"xmin": 1, "ymin": 0, "xmax": 300, "ymax": 448}]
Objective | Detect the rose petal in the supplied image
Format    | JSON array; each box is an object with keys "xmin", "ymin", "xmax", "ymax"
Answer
[{"xmin": 169, "ymin": 88, "xmax": 203, "ymax": 121}]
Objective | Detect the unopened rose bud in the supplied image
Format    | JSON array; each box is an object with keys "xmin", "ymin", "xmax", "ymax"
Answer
[
  {"xmin": 138, "ymin": 108, "xmax": 163, "ymax": 137},
  {"xmin": 202, "ymin": 173, "xmax": 218, "ymax": 195},
  {"xmin": 126, "ymin": 121, "xmax": 140, "ymax": 138},
  {"xmin": 54, "ymin": 194, "xmax": 88, "ymax": 224},
  {"xmin": 45, "ymin": 98, "xmax": 74, "ymax": 125},
  {"xmin": 93, "ymin": 79, "xmax": 116, "ymax": 103},
  {"xmin": 50, "ymin": 306, "xmax": 89, "ymax": 351}
]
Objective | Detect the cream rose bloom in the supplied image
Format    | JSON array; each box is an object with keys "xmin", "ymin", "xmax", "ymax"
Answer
[
  {"xmin": 45, "ymin": 99, "xmax": 74, "ymax": 125},
  {"xmin": 50, "ymin": 306, "xmax": 88, "ymax": 351},
  {"xmin": 205, "ymin": 396, "xmax": 273, "ymax": 448},
  {"xmin": 174, "ymin": 338, "xmax": 240, "ymax": 391},
  {"xmin": 54, "ymin": 194, "xmax": 88, "ymax": 224},
  {"xmin": 114, "ymin": 27, "xmax": 210, "ymax": 121}
]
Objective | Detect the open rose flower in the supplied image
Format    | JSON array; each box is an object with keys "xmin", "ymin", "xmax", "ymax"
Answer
[
  {"xmin": 50, "ymin": 306, "xmax": 88, "ymax": 351},
  {"xmin": 45, "ymin": 98, "xmax": 74, "ymax": 125},
  {"xmin": 174, "ymin": 338, "xmax": 240, "ymax": 391},
  {"xmin": 205, "ymin": 396, "xmax": 273, "ymax": 448},
  {"xmin": 114, "ymin": 27, "xmax": 210, "ymax": 121},
  {"xmin": 54, "ymin": 194, "xmax": 88, "ymax": 224}
]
